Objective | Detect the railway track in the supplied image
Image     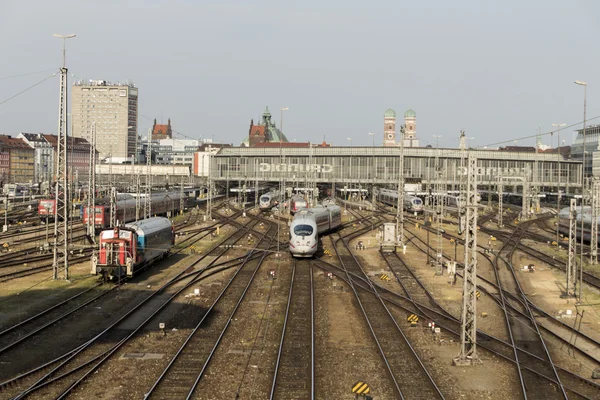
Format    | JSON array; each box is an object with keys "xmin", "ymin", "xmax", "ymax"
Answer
[
  {"xmin": 492, "ymin": 222, "xmax": 568, "ymax": 399},
  {"xmin": 312, "ymin": 246, "xmax": 600, "ymax": 399},
  {"xmin": 402, "ymin": 213, "xmax": 600, "ymax": 359},
  {"xmin": 270, "ymin": 258, "xmax": 315, "ymax": 399},
  {"xmin": 144, "ymin": 222, "xmax": 277, "ymax": 399},
  {"xmin": 0, "ymin": 212, "xmax": 274, "ymax": 398},
  {"xmin": 0, "ymin": 251, "xmax": 92, "ymax": 282},
  {"xmin": 332, "ymin": 230, "xmax": 445, "ymax": 399},
  {"xmin": 0, "ymin": 283, "xmax": 113, "ymax": 355}
]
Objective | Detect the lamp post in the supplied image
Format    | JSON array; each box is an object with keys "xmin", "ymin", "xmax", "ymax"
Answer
[
  {"xmin": 575, "ymin": 80, "xmax": 587, "ymax": 303},
  {"xmin": 368, "ymin": 132, "xmax": 375, "ymax": 180},
  {"xmin": 53, "ymin": 34, "xmax": 76, "ymax": 68},
  {"xmin": 552, "ymin": 123, "xmax": 566, "ymax": 246}
]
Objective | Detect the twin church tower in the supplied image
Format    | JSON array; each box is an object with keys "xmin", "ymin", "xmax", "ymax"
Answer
[{"xmin": 383, "ymin": 108, "xmax": 418, "ymax": 147}]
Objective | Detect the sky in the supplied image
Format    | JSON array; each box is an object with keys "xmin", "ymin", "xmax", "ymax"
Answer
[{"xmin": 0, "ymin": 0, "xmax": 598, "ymax": 149}]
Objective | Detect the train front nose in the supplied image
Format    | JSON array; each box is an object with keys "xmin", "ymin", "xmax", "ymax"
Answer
[{"xmin": 290, "ymin": 236, "xmax": 317, "ymax": 256}]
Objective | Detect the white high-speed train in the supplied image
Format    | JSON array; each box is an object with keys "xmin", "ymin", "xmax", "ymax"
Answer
[
  {"xmin": 444, "ymin": 192, "xmax": 481, "ymax": 208},
  {"xmin": 289, "ymin": 205, "xmax": 342, "ymax": 257},
  {"xmin": 377, "ymin": 188, "xmax": 424, "ymax": 214},
  {"xmin": 259, "ymin": 191, "xmax": 279, "ymax": 211},
  {"xmin": 558, "ymin": 205, "xmax": 600, "ymax": 244}
]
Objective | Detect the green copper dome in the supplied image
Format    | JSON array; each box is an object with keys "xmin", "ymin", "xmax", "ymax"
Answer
[
  {"xmin": 404, "ymin": 108, "xmax": 416, "ymax": 118},
  {"xmin": 384, "ymin": 108, "xmax": 396, "ymax": 118}
]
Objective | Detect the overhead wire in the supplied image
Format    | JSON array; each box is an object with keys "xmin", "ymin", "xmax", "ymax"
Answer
[
  {"xmin": 0, "ymin": 68, "xmax": 58, "ymax": 80},
  {"xmin": 0, "ymin": 71, "xmax": 58, "ymax": 108}
]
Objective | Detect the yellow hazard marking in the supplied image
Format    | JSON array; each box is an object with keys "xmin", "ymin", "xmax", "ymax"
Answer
[
  {"xmin": 476, "ymin": 291, "xmax": 481, "ymax": 299},
  {"xmin": 407, "ymin": 314, "xmax": 419, "ymax": 324},
  {"xmin": 2, "ymin": 243, "xmax": 8, "ymax": 248},
  {"xmin": 352, "ymin": 382, "xmax": 370, "ymax": 394},
  {"xmin": 380, "ymin": 274, "xmax": 390, "ymax": 281}
]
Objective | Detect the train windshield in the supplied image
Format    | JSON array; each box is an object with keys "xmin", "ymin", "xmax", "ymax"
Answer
[
  {"xmin": 413, "ymin": 198, "xmax": 422, "ymax": 205},
  {"xmin": 260, "ymin": 195, "xmax": 270, "ymax": 202},
  {"xmin": 293, "ymin": 224, "xmax": 314, "ymax": 237}
]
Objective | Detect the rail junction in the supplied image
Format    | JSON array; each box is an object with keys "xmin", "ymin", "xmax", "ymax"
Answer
[{"xmin": 0, "ymin": 163, "xmax": 599, "ymax": 398}]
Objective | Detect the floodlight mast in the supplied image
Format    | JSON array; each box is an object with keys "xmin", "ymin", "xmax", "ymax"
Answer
[{"xmin": 52, "ymin": 33, "xmax": 75, "ymax": 280}]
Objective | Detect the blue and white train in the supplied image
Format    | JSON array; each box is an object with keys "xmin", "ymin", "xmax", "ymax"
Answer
[
  {"xmin": 377, "ymin": 188, "xmax": 424, "ymax": 214},
  {"xmin": 289, "ymin": 205, "xmax": 342, "ymax": 257},
  {"xmin": 92, "ymin": 217, "xmax": 175, "ymax": 279}
]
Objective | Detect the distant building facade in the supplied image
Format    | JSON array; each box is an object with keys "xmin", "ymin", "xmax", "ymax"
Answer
[
  {"xmin": 71, "ymin": 79, "xmax": 138, "ymax": 159},
  {"xmin": 152, "ymin": 118, "xmax": 173, "ymax": 140},
  {"xmin": 383, "ymin": 108, "xmax": 419, "ymax": 147},
  {"xmin": 571, "ymin": 124, "xmax": 600, "ymax": 177},
  {"xmin": 17, "ymin": 133, "xmax": 54, "ymax": 183},
  {"xmin": 0, "ymin": 135, "xmax": 35, "ymax": 183},
  {"xmin": 383, "ymin": 108, "xmax": 396, "ymax": 146},
  {"xmin": 401, "ymin": 109, "xmax": 419, "ymax": 147},
  {"xmin": 242, "ymin": 107, "xmax": 289, "ymax": 147}
]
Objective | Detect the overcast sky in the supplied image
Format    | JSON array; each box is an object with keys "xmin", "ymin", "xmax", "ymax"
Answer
[{"xmin": 0, "ymin": 0, "xmax": 598, "ymax": 149}]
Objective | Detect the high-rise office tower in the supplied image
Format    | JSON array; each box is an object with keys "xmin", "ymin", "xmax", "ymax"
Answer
[{"xmin": 71, "ymin": 79, "xmax": 138, "ymax": 160}]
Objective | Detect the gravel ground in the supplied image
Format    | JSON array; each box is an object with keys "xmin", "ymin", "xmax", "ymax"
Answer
[{"xmin": 2, "ymin": 210, "xmax": 598, "ymax": 399}]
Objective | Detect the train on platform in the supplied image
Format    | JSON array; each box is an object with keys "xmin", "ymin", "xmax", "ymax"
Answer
[
  {"xmin": 290, "ymin": 195, "xmax": 309, "ymax": 214},
  {"xmin": 82, "ymin": 192, "xmax": 188, "ymax": 230},
  {"xmin": 259, "ymin": 191, "xmax": 279, "ymax": 211},
  {"xmin": 92, "ymin": 217, "xmax": 175, "ymax": 279},
  {"xmin": 377, "ymin": 188, "xmax": 424, "ymax": 214},
  {"xmin": 289, "ymin": 205, "xmax": 342, "ymax": 257},
  {"xmin": 557, "ymin": 205, "xmax": 600, "ymax": 245}
]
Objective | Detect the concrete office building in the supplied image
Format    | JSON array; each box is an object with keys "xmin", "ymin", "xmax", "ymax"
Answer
[{"xmin": 71, "ymin": 79, "xmax": 138, "ymax": 160}]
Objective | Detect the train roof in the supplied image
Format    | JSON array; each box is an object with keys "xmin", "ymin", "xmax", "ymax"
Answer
[
  {"xmin": 293, "ymin": 205, "xmax": 340, "ymax": 222},
  {"xmin": 558, "ymin": 205, "xmax": 593, "ymax": 218},
  {"xmin": 125, "ymin": 217, "xmax": 173, "ymax": 236},
  {"xmin": 86, "ymin": 192, "xmax": 184, "ymax": 209}
]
